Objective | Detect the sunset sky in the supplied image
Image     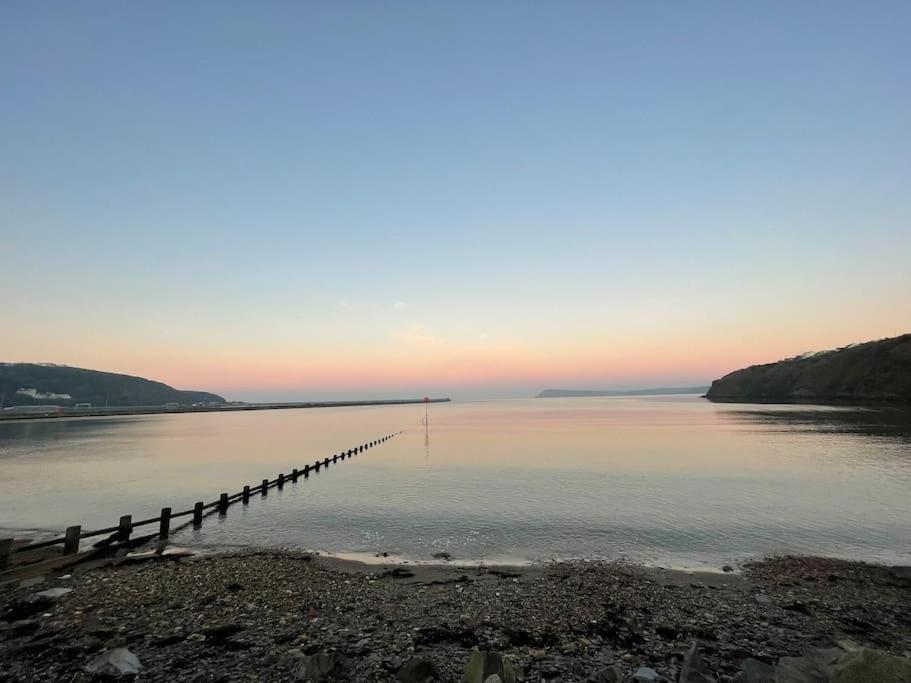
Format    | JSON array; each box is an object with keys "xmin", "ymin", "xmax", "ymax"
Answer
[{"xmin": 3, "ymin": 2, "xmax": 910, "ymax": 400}]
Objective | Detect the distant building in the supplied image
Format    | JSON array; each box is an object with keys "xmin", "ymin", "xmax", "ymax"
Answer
[{"xmin": 74, "ymin": 402, "xmax": 91, "ymax": 409}]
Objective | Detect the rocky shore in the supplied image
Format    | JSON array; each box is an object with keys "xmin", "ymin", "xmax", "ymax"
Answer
[{"xmin": 2, "ymin": 550, "xmax": 910, "ymax": 681}]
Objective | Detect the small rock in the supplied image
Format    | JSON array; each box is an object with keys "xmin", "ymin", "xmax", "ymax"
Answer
[
  {"xmin": 464, "ymin": 651, "xmax": 516, "ymax": 683},
  {"xmin": 397, "ymin": 657, "xmax": 442, "ymax": 682},
  {"xmin": 753, "ymin": 594, "xmax": 772, "ymax": 605},
  {"xmin": 203, "ymin": 622, "xmax": 245, "ymax": 641},
  {"xmin": 186, "ymin": 633, "xmax": 206, "ymax": 642},
  {"xmin": 722, "ymin": 565, "xmax": 734, "ymax": 573},
  {"xmin": 586, "ymin": 664, "xmax": 622, "ymax": 682},
  {"xmin": 630, "ymin": 666, "xmax": 659, "ymax": 682},
  {"xmin": 484, "ymin": 676, "xmax": 503, "ymax": 683},
  {"xmin": 432, "ymin": 551, "xmax": 452, "ymax": 561},
  {"xmin": 33, "ymin": 587, "xmax": 73, "ymax": 600},
  {"xmin": 84, "ymin": 648, "xmax": 142, "ymax": 676}
]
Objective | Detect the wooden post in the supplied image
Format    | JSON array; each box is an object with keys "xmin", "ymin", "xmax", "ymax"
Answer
[
  {"xmin": 118, "ymin": 515, "xmax": 133, "ymax": 541},
  {"xmin": 1, "ymin": 537, "xmax": 13, "ymax": 569},
  {"xmin": 347, "ymin": 449, "xmax": 352, "ymax": 458},
  {"xmin": 261, "ymin": 479, "xmax": 269, "ymax": 496},
  {"xmin": 219, "ymin": 493, "xmax": 229, "ymax": 515},
  {"xmin": 292, "ymin": 468, "xmax": 298, "ymax": 482},
  {"xmin": 278, "ymin": 473, "xmax": 285, "ymax": 490},
  {"xmin": 332, "ymin": 454, "xmax": 338, "ymax": 463},
  {"xmin": 193, "ymin": 502, "xmax": 204, "ymax": 527},
  {"xmin": 314, "ymin": 461, "xmax": 320, "ymax": 471},
  {"xmin": 63, "ymin": 526, "xmax": 81, "ymax": 555},
  {"xmin": 159, "ymin": 508, "xmax": 171, "ymax": 539},
  {"xmin": 324, "ymin": 457, "xmax": 330, "ymax": 467},
  {"xmin": 304, "ymin": 464, "xmax": 310, "ymax": 477},
  {"xmin": 242, "ymin": 485, "xmax": 251, "ymax": 503}
]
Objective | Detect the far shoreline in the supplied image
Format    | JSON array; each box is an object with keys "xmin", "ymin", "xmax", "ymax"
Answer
[{"xmin": 0, "ymin": 397, "xmax": 451, "ymax": 422}]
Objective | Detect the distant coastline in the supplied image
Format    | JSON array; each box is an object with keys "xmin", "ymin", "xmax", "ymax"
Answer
[
  {"xmin": 537, "ymin": 386, "xmax": 708, "ymax": 398},
  {"xmin": 0, "ymin": 398, "xmax": 451, "ymax": 422}
]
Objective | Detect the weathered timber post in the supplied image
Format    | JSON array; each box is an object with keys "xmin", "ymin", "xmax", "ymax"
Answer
[
  {"xmin": 193, "ymin": 502, "xmax": 204, "ymax": 527},
  {"xmin": 332, "ymin": 454, "xmax": 338, "ymax": 463},
  {"xmin": 219, "ymin": 493, "xmax": 229, "ymax": 515},
  {"xmin": 159, "ymin": 508, "xmax": 171, "ymax": 539},
  {"xmin": 278, "ymin": 473, "xmax": 285, "ymax": 490},
  {"xmin": 324, "ymin": 457, "xmax": 330, "ymax": 467},
  {"xmin": 64, "ymin": 525, "xmax": 81, "ymax": 555},
  {"xmin": 261, "ymin": 479, "xmax": 269, "ymax": 496},
  {"xmin": 347, "ymin": 449, "xmax": 352, "ymax": 458},
  {"xmin": 304, "ymin": 464, "xmax": 310, "ymax": 477},
  {"xmin": 243, "ymin": 485, "xmax": 251, "ymax": 504},
  {"xmin": 1, "ymin": 538, "xmax": 13, "ymax": 569},
  {"xmin": 314, "ymin": 461, "xmax": 320, "ymax": 471},
  {"xmin": 292, "ymin": 468, "xmax": 298, "ymax": 482},
  {"xmin": 118, "ymin": 515, "xmax": 133, "ymax": 542}
]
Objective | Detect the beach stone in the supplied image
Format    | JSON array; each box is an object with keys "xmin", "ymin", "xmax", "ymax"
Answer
[
  {"xmin": 203, "ymin": 622, "xmax": 245, "ymax": 641},
  {"xmin": 484, "ymin": 676, "xmax": 503, "ymax": 683},
  {"xmin": 731, "ymin": 659, "xmax": 775, "ymax": 682},
  {"xmin": 832, "ymin": 647, "xmax": 911, "ymax": 682},
  {"xmin": 753, "ymin": 594, "xmax": 772, "ymax": 605},
  {"xmin": 586, "ymin": 664, "xmax": 623, "ymax": 682},
  {"xmin": 680, "ymin": 642, "xmax": 715, "ymax": 682},
  {"xmin": 33, "ymin": 587, "xmax": 73, "ymax": 600},
  {"xmin": 464, "ymin": 651, "xmax": 516, "ymax": 683},
  {"xmin": 397, "ymin": 657, "xmax": 442, "ymax": 682},
  {"xmin": 84, "ymin": 647, "xmax": 142, "ymax": 676},
  {"xmin": 630, "ymin": 666, "xmax": 659, "ymax": 682},
  {"xmin": 294, "ymin": 652, "xmax": 338, "ymax": 681}
]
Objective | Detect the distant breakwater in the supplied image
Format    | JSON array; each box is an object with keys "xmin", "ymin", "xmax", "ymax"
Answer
[{"xmin": 0, "ymin": 398, "xmax": 451, "ymax": 422}]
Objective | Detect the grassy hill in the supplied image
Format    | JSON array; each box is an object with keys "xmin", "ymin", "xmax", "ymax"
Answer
[
  {"xmin": 0, "ymin": 363, "xmax": 225, "ymax": 408},
  {"xmin": 705, "ymin": 334, "xmax": 911, "ymax": 403}
]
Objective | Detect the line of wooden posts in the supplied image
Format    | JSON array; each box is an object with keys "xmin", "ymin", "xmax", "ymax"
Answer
[{"xmin": 0, "ymin": 432, "xmax": 402, "ymax": 570}]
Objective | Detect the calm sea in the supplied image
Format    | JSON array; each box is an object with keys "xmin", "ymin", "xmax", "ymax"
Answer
[{"xmin": 2, "ymin": 397, "xmax": 910, "ymax": 569}]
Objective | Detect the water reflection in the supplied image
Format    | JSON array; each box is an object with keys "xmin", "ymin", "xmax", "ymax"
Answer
[{"xmin": 725, "ymin": 406, "xmax": 911, "ymax": 444}]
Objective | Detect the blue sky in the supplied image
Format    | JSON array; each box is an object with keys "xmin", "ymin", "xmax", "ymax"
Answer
[{"xmin": 2, "ymin": 2, "xmax": 909, "ymax": 400}]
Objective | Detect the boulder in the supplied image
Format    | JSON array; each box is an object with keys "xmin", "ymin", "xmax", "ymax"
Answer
[
  {"xmin": 680, "ymin": 642, "xmax": 716, "ymax": 683},
  {"xmin": 398, "ymin": 657, "xmax": 442, "ymax": 682},
  {"xmin": 832, "ymin": 647, "xmax": 911, "ymax": 682},
  {"xmin": 484, "ymin": 677, "xmax": 503, "ymax": 683},
  {"xmin": 84, "ymin": 648, "xmax": 142, "ymax": 677},
  {"xmin": 294, "ymin": 653, "xmax": 338, "ymax": 682},
  {"xmin": 630, "ymin": 667, "xmax": 659, "ymax": 682},
  {"xmin": 464, "ymin": 651, "xmax": 516, "ymax": 683}
]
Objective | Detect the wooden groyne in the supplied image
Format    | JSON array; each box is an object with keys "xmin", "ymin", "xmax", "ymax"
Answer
[
  {"xmin": 0, "ymin": 432, "xmax": 402, "ymax": 572},
  {"xmin": 0, "ymin": 398, "xmax": 451, "ymax": 422}
]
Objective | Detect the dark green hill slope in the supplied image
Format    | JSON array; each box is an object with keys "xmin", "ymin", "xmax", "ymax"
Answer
[
  {"xmin": 0, "ymin": 363, "xmax": 225, "ymax": 408},
  {"xmin": 706, "ymin": 334, "xmax": 911, "ymax": 403}
]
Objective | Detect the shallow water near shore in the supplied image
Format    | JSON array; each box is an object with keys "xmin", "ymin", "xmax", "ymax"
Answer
[{"xmin": 1, "ymin": 396, "xmax": 910, "ymax": 569}]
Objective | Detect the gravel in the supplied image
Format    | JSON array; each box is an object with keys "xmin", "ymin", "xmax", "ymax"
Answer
[{"xmin": 1, "ymin": 550, "xmax": 909, "ymax": 681}]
